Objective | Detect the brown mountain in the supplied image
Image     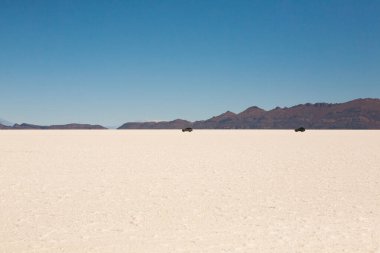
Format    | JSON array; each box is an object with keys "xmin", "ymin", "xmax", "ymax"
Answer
[
  {"xmin": 12, "ymin": 123, "xmax": 48, "ymax": 129},
  {"xmin": 118, "ymin": 119, "xmax": 192, "ymax": 129},
  {"xmin": 8, "ymin": 123, "xmax": 107, "ymax": 130},
  {"xmin": 193, "ymin": 111, "xmax": 238, "ymax": 129},
  {"xmin": 48, "ymin": 124, "xmax": 107, "ymax": 129},
  {"xmin": 118, "ymin": 98, "xmax": 380, "ymax": 129}
]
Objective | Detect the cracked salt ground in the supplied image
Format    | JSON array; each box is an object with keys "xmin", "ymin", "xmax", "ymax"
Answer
[{"xmin": 0, "ymin": 130, "xmax": 380, "ymax": 252}]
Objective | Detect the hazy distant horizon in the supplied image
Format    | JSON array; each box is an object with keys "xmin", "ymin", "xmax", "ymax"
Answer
[
  {"xmin": 2, "ymin": 97, "xmax": 375, "ymax": 126},
  {"xmin": 2, "ymin": 97, "xmax": 379, "ymax": 127}
]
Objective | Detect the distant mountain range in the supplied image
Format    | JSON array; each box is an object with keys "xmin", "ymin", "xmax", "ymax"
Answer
[
  {"xmin": 2, "ymin": 98, "xmax": 380, "ymax": 130},
  {"xmin": 0, "ymin": 123, "xmax": 106, "ymax": 130},
  {"xmin": 0, "ymin": 118, "xmax": 13, "ymax": 126},
  {"xmin": 118, "ymin": 98, "xmax": 380, "ymax": 129}
]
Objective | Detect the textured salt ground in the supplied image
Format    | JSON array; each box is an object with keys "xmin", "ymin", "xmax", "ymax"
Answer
[{"xmin": 0, "ymin": 130, "xmax": 380, "ymax": 253}]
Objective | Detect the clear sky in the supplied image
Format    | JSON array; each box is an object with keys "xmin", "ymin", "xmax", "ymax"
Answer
[{"xmin": 1, "ymin": 0, "xmax": 379, "ymax": 126}]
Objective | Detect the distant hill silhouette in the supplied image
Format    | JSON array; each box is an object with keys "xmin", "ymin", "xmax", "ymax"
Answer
[
  {"xmin": 3, "ymin": 98, "xmax": 380, "ymax": 130},
  {"xmin": 48, "ymin": 124, "xmax": 107, "ymax": 130},
  {"xmin": 0, "ymin": 117, "xmax": 13, "ymax": 126},
  {"xmin": 119, "ymin": 119, "xmax": 191, "ymax": 129},
  {"xmin": 3, "ymin": 123, "xmax": 107, "ymax": 130},
  {"xmin": 0, "ymin": 124, "xmax": 11, "ymax": 129},
  {"xmin": 118, "ymin": 98, "xmax": 380, "ymax": 129}
]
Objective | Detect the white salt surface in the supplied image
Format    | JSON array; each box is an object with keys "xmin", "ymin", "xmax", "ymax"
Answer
[{"xmin": 1, "ymin": 130, "xmax": 380, "ymax": 252}]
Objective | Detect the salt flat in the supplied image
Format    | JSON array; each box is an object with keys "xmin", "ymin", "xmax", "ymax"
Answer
[{"xmin": 0, "ymin": 130, "xmax": 380, "ymax": 253}]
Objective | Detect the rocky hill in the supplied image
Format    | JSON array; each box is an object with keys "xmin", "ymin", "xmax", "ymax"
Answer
[{"xmin": 118, "ymin": 98, "xmax": 380, "ymax": 129}]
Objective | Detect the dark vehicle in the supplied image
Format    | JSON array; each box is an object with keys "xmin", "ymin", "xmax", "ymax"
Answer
[
  {"xmin": 295, "ymin": 127, "xmax": 306, "ymax": 132},
  {"xmin": 182, "ymin": 127, "xmax": 193, "ymax": 132}
]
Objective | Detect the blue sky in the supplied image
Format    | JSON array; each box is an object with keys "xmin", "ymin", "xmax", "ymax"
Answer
[{"xmin": 1, "ymin": 0, "xmax": 379, "ymax": 126}]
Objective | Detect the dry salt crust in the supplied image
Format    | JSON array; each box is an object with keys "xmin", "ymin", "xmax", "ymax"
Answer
[{"xmin": 0, "ymin": 130, "xmax": 380, "ymax": 253}]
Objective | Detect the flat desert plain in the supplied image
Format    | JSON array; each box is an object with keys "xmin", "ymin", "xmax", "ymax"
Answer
[{"xmin": 1, "ymin": 130, "xmax": 380, "ymax": 253}]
